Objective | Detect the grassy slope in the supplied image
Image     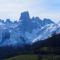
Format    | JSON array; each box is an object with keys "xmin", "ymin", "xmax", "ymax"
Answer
[{"xmin": 5, "ymin": 55, "xmax": 38, "ymax": 60}]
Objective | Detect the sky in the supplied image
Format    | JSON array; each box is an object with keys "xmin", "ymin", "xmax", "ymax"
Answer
[{"xmin": 0, "ymin": 0, "xmax": 60, "ymax": 22}]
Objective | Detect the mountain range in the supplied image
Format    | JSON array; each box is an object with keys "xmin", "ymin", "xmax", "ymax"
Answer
[{"xmin": 0, "ymin": 11, "xmax": 60, "ymax": 47}]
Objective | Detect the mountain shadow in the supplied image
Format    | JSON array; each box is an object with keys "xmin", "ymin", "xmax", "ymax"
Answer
[{"xmin": 32, "ymin": 33, "xmax": 60, "ymax": 55}]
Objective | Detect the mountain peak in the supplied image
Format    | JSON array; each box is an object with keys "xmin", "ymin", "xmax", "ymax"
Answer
[
  {"xmin": 43, "ymin": 18, "xmax": 54, "ymax": 23},
  {"xmin": 41, "ymin": 18, "xmax": 54, "ymax": 26},
  {"xmin": 20, "ymin": 11, "xmax": 30, "ymax": 21}
]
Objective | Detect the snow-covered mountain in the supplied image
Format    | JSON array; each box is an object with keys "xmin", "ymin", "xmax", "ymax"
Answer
[{"xmin": 0, "ymin": 11, "xmax": 60, "ymax": 47}]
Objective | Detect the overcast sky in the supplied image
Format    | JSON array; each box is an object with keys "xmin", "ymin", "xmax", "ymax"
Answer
[{"xmin": 0, "ymin": 0, "xmax": 60, "ymax": 22}]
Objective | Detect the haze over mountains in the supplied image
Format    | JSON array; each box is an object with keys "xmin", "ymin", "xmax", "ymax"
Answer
[{"xmin": 0, "ymin": 11, "xmax": 60, "ymax": 47}]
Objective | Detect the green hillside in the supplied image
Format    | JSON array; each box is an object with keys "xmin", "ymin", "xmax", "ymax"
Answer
[{"xmin": 5, "ymin": 55, "xmax": 38, "ymax": 60}]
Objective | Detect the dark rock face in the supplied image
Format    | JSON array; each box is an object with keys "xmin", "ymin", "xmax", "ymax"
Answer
[{"xmin": 1, "ymin": 29, "xmax": 10, "ymax": 44}]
